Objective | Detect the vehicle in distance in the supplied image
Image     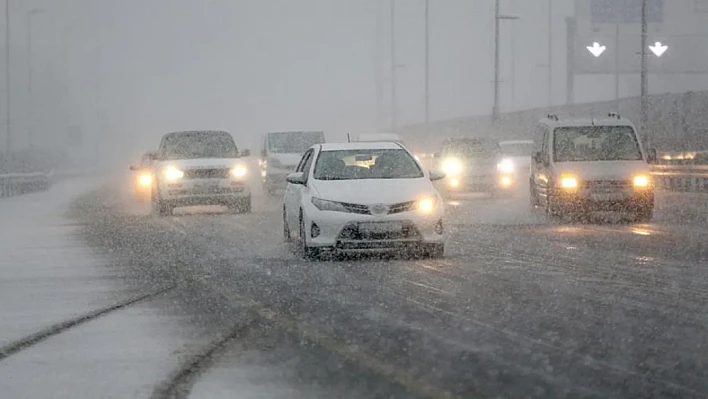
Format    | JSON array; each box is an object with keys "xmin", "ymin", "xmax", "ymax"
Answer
[
  {"xmin": 149, "ymin": 130, "xmax": 251, "ymax": 216},
  {"xmin": 283, "ymin": 142, "xmax": 446, "ymax": 259},
  {"xmin": 435, "ymin": 137, "xmax": 516, "ymax": 196},
  {"xmin": 499, "ymin": 139, "xmax": 534, "ymax": 175},
  {"xmin": 529, "ymin": 113, "xmax": 655, "ymax": 221},
  {"xmin": 129, "ymin": 151, "xmax": 157, "ymax": 203},
  {"xmin": 261, "ymin": 130, "xmax": 326, "ymax": 195}
]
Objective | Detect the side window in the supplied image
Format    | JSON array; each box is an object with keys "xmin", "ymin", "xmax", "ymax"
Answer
[
  {"xmin": 301, "ymin": 151, "xmax": 316, "ymax": 183},
  {"xmin": 533, "ymin": 126, "xmax": 545, "ymax": 154},
  {"xmin": 296, "ymin": 150, "xmax": 312, "ymax": 173},
  {"xmin": 542, "ymin": 128, "xmax": 550, "ymax": 157}
]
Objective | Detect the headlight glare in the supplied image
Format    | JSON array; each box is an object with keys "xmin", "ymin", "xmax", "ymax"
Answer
[
  {"xmin": 164, "ymin": 167, "xmax": 184, "ymax": 181},
  {"xmin": 497, "ymin": 158, "xmax": 515, "ymax": 174},
  {"xmin": 560, "ymin": 175, "xmax": 578, "ymax": 189},
  {"xmin": 633, "ymin": 175, "xmax": 650, "ymax": 188},
  {"xmin": 417, "ymin": 197, "xmax": 436, "ymax": 212},
  {"xmin": 231, "ymin": 165, "xmax": 248, "ymax": 179},
  {"xmin": 138, "ymin": 173, "xmax": 153, "ymax": 187},
  {"xmin": 441, "ymin": 158, "xmax": 463, "ymax": 176},
  {"xmin": 311, "ymin": 197, "xmax": 350, "ymax": 213}
]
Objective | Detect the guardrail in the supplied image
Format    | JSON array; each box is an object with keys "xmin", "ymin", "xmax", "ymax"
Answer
[
  {"xmin": 651, "ymin": 164, "xmax": 708, "ymax": 193},
  {"xmin": 0, "ymin": 171, "xmax": 53, "ymax": 198}
]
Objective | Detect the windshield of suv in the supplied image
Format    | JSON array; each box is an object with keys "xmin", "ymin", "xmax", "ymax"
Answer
[
  {"xmin": 162, "ymin": 132, "xmax": 239, "ymax": 160},
  {"xmin": 314, "ymin": 149, "xmax": 423, "ymax": 180},
  {"xmin": 442, "ymin": 139, "xmax": 501, "ymax": 158},
  {"xmin": 268, "ymin": 131, "xmax": 324, "ymax": 154},
  {"xmin": 553, "ymin": 126, "xmax": 642, "ymax": 162}
]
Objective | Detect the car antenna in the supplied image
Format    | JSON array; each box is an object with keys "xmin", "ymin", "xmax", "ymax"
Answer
[{"xmin": 347, "ymin": 133, "xmax": 351, "ymax": 143}]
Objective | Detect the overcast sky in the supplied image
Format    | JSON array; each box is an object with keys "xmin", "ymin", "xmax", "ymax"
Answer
[{"xmin": 2, "ymin": 0, "xmax": 707, "ymax": 165}]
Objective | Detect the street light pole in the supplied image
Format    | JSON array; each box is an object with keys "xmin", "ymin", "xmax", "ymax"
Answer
[
  {"xmin": 27, "ymin": 9, "xmax": 42, "ymax": 150},
  {"xmin": 547, "ymin": 0, "xmax": 553, "ymax": 107},
  {"xmin": 4, "ymin": 0, "xmax": 11, "ymax": 152},
  {"xmin": 424, "ymin": 0, "xmax": 430, "ymax": 125},
  {"xmin": 640, "ymin": 0, "xmax": 649, "ymax": 145},
  {"xmin": 390, "ymin": 0, "xmax": 397, "ymax": 132},
  {"xmin": 493, "ymin": 0, "xmax": 500, "ymax": 124}
]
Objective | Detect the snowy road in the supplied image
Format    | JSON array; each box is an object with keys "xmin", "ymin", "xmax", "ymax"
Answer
[{"xmin": 3, "ymin": 178, "xmax": 708, "ymax": 398}]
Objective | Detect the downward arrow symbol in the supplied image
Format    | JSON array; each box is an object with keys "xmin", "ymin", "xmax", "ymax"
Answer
[
  {"xmin": 586, "ymin": 42, "xmax": 606, "ymax": 57},
  {"xmin": 649, "ymin": 41, "xmax": 668, "ymax": 57}
]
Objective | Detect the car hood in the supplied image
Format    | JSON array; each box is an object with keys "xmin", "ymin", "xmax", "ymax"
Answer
[
  {"xmin": 269, "ymin": 153, "xmax": 303, "ymax": 167},
  {"xmin": 311, "ymin": 178, "xmax": 436, "ymax": 205},
  {"xmin": 554, "ymin": 160, "xmax": 649, "ymax": 180},
  {"xmin": 157, "ymin": 158, "xmax": 244, "ymax": 170}
]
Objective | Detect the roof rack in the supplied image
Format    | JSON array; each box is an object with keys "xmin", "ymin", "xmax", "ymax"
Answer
[
  {"xmin": 607, "ymin": 112, "xmax": 621, "ymax": 119},
  {"xmin": 546, "ymin": 113, "xmax": 559, "ymax": 121}
]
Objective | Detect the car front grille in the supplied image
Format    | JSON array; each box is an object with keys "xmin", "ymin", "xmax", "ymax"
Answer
[
  {"xmin": 339, "ymin": 200, "xmax": 417, "ymax": 215},
  {"xmin": 583, "ymin": 180, "xmax": 632, "ymax": 191},
  {"xmin": 337, "ymin": 221, "xmax": 420, "ymax": 241},
  {"xmin": 183, "ymin": 168, "xmax": 230, "ymax": 179}
]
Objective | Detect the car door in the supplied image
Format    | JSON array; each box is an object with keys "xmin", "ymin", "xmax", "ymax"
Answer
[{"xmin": 284, "ymin": 149, "xmax": 313, "ymax": 226}]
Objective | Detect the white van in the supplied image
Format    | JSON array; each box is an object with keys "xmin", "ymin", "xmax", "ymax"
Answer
[
  {"xmin": 529, "ymin": 113, "xmax": 656, "ymax": 221},
  {"xmin": 261, "ymin": 130, "xmax": 325, "ymax": 194}
]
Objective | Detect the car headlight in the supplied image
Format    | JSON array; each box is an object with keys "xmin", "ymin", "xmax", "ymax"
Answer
[
  {"xmin": 559, "ymin": 175, "xmax": 578, "ymax": 189},
  {"xmin": 633, "ymin": 174, "xmax": 650, "ymax": 188},
  {"xmin": 441, "ymin": 158, "xmax": 463, "ymax": 176},
  {"xmin": 311, "ymin": 197, "xmax": 350, "ymax": 213},
  {"xmin": 497, "ymin": 158, "xmax": 515, "ymax": 174},
  {"xmin": 416, "ymin": 197, "xmax": 437, "ymax": 213},
  {"xmin": 231, "ymin": 165, "xmax": 248, "ymax": 179},
  {"xmin": 164, "ymin": 166, "xmax": 184, "ymax": 181},
  {"xmin": 137, "ymin": 173, "xmax": 153, "ymax": 187}
]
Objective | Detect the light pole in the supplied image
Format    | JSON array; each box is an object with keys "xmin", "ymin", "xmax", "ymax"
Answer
[
  {"xmin": 390, "ymin": 0, "xmax": 397, "ymax": 132},
  {"xmin": 424, "ymin": 0, "xmax": 430, "ymax": 125},
  {"xmin": 4, "ymin": 0, "xmax": 11, "ymax": 152},
  {"xmin": 492, "ymin": 0, "xmax": 519, "ymax": 124},
  {"xmin": 639, "ymin": 0, "xmax": 649, "ymax": 146},
  {"xmin": 27, "ymin": 8, "xmax": 43, "ymax": 150},
  {"xmin": 547, "ymin": 0, "xmax": 553, "ymax": 107}
]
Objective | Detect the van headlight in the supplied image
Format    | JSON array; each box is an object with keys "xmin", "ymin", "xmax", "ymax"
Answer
[
  {"xmin": 559, "ymin": 175, "xmax": 578, "ymax": 189},
  {"xmin": 633, "ymin": 175, "xmax": 650, "ymax": 188},
  {"xmin": 497, "ymin": 158, "xmax": 515, "ymax": 174},
  {"xmin": 164, "ymin": 167, "xmax": 184, "ymax": 181},
  {"xmin": 416, "ymin": 197, "xmax": 437, "ymax": 213},
  {"xmin": 138, "ymin": 173, "xmax": 153, "ymax": 187},
  {"xmin": 441, "ymin": 158, "xmax": 463, "ymax": 176},
  {"xmin": 231, "ymin": 165, "xmax": 248, "ymax": 179}
]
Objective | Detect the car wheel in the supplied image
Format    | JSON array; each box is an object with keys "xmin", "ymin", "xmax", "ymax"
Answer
[
  {"xmin": 151, "ymin": 190, "xmax": 173, "ymax": 216},
  {"xmin": 299, "ymin": 212, "xmax": 319, "ymax": 260},
  {"xmin": 422, "ymin": 243, "xmax": 445, "ymax": 259},
  {"xmin": 283, "ymin": 206, "xmax": 291, "ymax": 242},
  {"xmin": 635, "ymin": 206, "xmax": 654, "ymax": 222}
]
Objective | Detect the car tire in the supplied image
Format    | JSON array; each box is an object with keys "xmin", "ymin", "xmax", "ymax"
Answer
[
  {"xmin": 299, "ymin": 212, "xmax": 319, "ymax": 260},
  {"xmin": 635, "ymin": 207, "xmax": 654, "ymax": 222},
  {"xmin": 283, "ymin": 206, "xmax": 291, "ymax": 242},
  {"xmin": 422, "ymin": 243, "xmax": 445, "ymax": 259}
]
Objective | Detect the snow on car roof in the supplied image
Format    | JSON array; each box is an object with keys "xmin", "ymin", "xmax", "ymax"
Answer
[
  {"xmin": 541, "ymin": 118, "xmax": 635, "ymax": 128},
  {"xmin": 319, "ymin": 142, "xmax": 404, "ymax": 151}
]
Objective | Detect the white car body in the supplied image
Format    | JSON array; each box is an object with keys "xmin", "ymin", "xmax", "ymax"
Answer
[
  {"xmin": 151, "ymin": 131, "xmax": 251, "ymax": 215},
  {"xmin": 283, "ymin": 142, "xmax": 445, "ymax": 257}
]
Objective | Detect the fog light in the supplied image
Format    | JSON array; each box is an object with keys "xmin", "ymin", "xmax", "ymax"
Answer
[
  {"xmin": 434, "ymin": 219, "xmax": 444, "ymax": 235},
  {"xmin": 311, "ymin": 222, "xmax": 321, "ymax": 238},
  {"xmin": 138, "ymin": 173, "xmax": 152, "ymax": 187},
  {"xmin": 449, "ymin": 177, "xmax": 460, "ymax": 188}
]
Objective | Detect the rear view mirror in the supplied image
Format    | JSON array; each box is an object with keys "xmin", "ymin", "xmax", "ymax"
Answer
[
  {"xmin": 429, "ymin": 169, "xmax": 446, "ymax": 181},
  {"xmin": 433, "ymin": 152, "xmax": 441, "ymax": 158},
  {"xmin": 146, "ymin": 151, "xmax": 159, "ymax": 161},
  {"xmin": 355, "ymin": 154, "xmax": 373, "ymax": 162},
  {"xmin": 129, "ymin": 165, "xmax": 138, "ymax": 171},
  {"xmin": 241, "ymin": 149, "xmax": 251, "ymax": 157},
  {"xmin": 286, "ymin": 172, "xmax": 306, "ymax": 185},
  {"xmin": 647, "ymin": 148, "xmax": 657, "ymax": 163},
  {"xmin": 533, "ymin": 151, "xmax": 544, "ymax": 164}
]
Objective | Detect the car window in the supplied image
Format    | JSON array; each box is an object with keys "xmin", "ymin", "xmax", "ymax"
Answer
[
  {"xmin": 553, "ymin": 126, "xmax": 642, "ymax": 162},
  {"xmin": 313, "ymin": 149, "xmax": 423, "ymax": 180},
  {"xmin": 442, "ymin": 139, "xmax": 501, "ymax": 158},
  {"xmin": 267, "ymin": 132, "xmax": 324, "ymax": 154}
]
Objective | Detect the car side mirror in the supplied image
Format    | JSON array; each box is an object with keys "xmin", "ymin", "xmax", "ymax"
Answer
[
  {"xmin": 241, "ymin": 149, "xmax": 251, "ymax": 157},
  {"xmin": 146, "ymin": 152, "xmax": 159, "ymax": 161},
  {"xmin": 646, "ymin": 148, "xmax": 657, "ymax": 163},
  {"xmin": 534, "ymin": 151, "xmax": 548, "ymax": 166},
  {"xmin": 286, "ymin": 172, "xmax": 306, "ymax": 185},
  {"xmin": 429, "ymin": 169, "xmax": 446, "ymax": 181},
  {"xmin": 433, "ymin": 152, "xmax": 441, "ymax": 159},
  {"xmin": 129, "ymin": 165, "xmax": 138, "ymax": 171}
]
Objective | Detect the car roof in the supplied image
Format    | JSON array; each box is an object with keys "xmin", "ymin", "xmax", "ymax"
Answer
[
  {"xmin": 266, "ymin": 130, "xmax": 323, "ymax": 134},
  {"xmin": 319, "ymin": 142, "xmax": 404, "ymax": 151},
  {"xmin": 538, "ymin": 118, "xmax": 635, "ymax": 128},
  {"xmin": 163, "ymin": 130, "xmax": 231, "ymax": 137}
]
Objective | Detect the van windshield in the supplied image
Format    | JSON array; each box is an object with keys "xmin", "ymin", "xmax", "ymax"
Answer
[
  {"xmin": 553, "ymin": 126, "xmax": 642, "ymax": 162},
  {"xmin": 162, "ymin": 132, "xmax": 239, "ymax": 160},
  {"xmin": 268, "ymin": 131, "xmax": 324, "ymax": 154},
  {"xmin": 442, "ymin": 139, "xmax": 500, "ymax": 158}
]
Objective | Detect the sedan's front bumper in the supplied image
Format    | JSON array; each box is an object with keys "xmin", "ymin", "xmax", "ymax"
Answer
[
  {"xmin": 159, "ymin": 179, "xmax": 250, "ymax": 206},
  {"xmin": 303, "ymin": 203, "xmax": 445, "ymax": 250},
  {"xmin": 551, "ymin": 189, "xmax": 654, "ymax": 213}
]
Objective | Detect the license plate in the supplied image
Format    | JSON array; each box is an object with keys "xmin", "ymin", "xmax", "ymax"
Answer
[{"xmin": 358, "ymin": 222, "xmax": 402, "ymax": 235}]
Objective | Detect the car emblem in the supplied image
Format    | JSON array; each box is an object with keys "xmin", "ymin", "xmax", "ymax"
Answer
[{"xmin": 370, "ymin": 203, "xmax": 389, "ymax": 215}]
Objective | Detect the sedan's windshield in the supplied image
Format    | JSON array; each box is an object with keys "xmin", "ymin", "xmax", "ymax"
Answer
[
  {"xmin": 162, "ymin": 132, "xmax": 238, "ymax": 160},
  {"xmin": 553, "ymin": 126, "xmax": 642, "ymax": 162},
  {"xmin": 268, "ymin": 132, "xmax": 324, "ymax": 154},
  {"xmin": 313, "ymin": 149, "xmax": 423, "ymax": 180}
]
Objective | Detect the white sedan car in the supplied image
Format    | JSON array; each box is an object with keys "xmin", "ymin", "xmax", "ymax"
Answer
[{"xmin": 283, "ymin": 142, "xmax": 446, "ymax": 259}]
